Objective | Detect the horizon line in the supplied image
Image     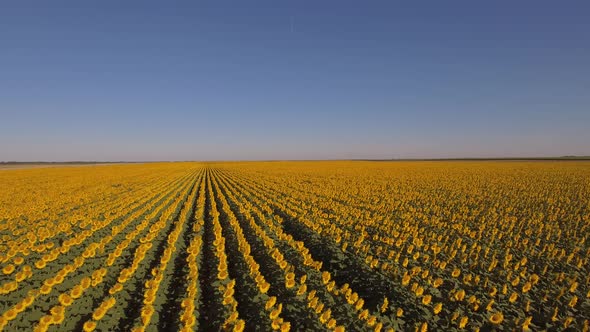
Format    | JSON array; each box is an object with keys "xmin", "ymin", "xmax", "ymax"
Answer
[{"xmin": 2, "ymin": 156, "xmax": 590, "ymax": 164}]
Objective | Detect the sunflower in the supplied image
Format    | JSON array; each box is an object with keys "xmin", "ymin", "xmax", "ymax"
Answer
[
  {"xmin": 355, "ymin": 299, "xmax": 365, "ymax": 311},
  {"xmin": 508, "ymin": 292, "xmax": 518, "ymax": 303},
  {"xmin": 381, "ymin": 298, "xmax": 389, "ymax": 313},
  {"xmin": 297, "ymin": 284, "xmax": 307, "ymax": 296},
  {"xmin": 44, "ymin": 278, "xmax": 57, "ymax": 288},
  {"xmin": 218, "ymin": 270, "xmax": 229, "ymax": 280},
  {"xmin": 320, "ymin": 309, "xmax": 332, "ymax": 324},
  {"xmin": 109, "ymin": 283, "xmax": 123, "ymax": 295},
  {"xmin": 420, "ymin": 322, "xmax": 428, "ymax": 332},
  {"xmin": 285, "ymin": 278, "xmax": 295, "ymax": 289},
  {"xmin": 3, "ymin": 309, "xmax": 17, "ymax": 321},
  {"xmin": 144, "ymin": 294, "xmax": 156, "ymax": 305},
  {"xmin": 568, "ymin": 296, "xmax": 578, "ymax": 308},
  {"xmin": 181, "ymin": 298, "xmax": 192, "ymax": 309},
  {"xmin": 23, "ymin": 295, "xmax": 35, "ymax": 307},
  {"xmin": 280, "ymin": 322, "xmax": 291, "ymax": 332},
  {"xmin": 315, "ymin": 303, "xmax": 324, "ymax": 315},
  {"xmin": 179, "ymin": 311, "xmax": 191, "ymax": 324},
  {"xmin": 308, "ymin": 297, "xmax": 318, "ymax": 309},
  {"xmin": 52, "ymin": 313, "xmax": 65, "ymax": 324},
  {"xmin": 40, "ymin": 315, "xmax": 53, "ymax": 326},
  {"xmin": 489, "ymin": 287, "xmax": 497, "ymax": 297},
  {"xmin": 511, "ymin": 276, "xmax": 520, "ymax": 287},
  {"xmin": 415, "ymin": 287, "xmax": 424, "ymax": 297},
  {"xmin": 489, "ymin": 312, "xmax": 504, "ymax": 324},
  {"xmin": 260, "ymin": 282, "xmax": 270, "ymax": 294},
  {"xmin": 50, "ymin": 306, "xmax": 65, "ymax": 316},
  {"xmin": 324, "ymin": 318, "xmax": 336, "ymax": 329},
  {"xmin": 141, "ymin": 305, "xmax": 154, "ymax": 325},
  {"xmin": 82, "ymin": 321, "xmax": 96, "ymax": 332},
  {"xmin": 2, "ymin": 264, "xmax": 15, "ymax": 275},
  {"xmin": 271, "ymin": 318, "xmax": 281, "ymax": 330},
  {"xmin": 12, "ymin": 302, "xmax": 25, "ymax": 315},
  {"xmin": 522, "ymin": 282, "xmax": 532, "ymax": 293},
  {"xmin": 35, "ymin": 260, "xmax": 46, "ymax": 269},
  {"xmin": 226, "ymin": 311, "xmax": 239, "ymax": 324},
  {"xmin": 374, "ymin": 322, "xmax": 383, "ymax": 332},
  {"xmin": 522, "ymin": 316, "xmax": 532, "ymax": 330},
  {"xmin": 327, "ymin": 281, "xmax": 335, "ymax": 292},
  {"xmin": 401, "ymin": 274, "xmax": 411, "ymax": 286},
  {"xmin": 433, "ymin": 278, "xmax": 443, "ymax": 288},
  {"xmin": 15, "ymin": 271, "xmax": 27, "ymax": 282},
  {"xmin": 184, "ymin": 315, "xmax": 196, "ymax": 328},
  {"xmin": 463, "ymin": 274, "xmax": 472, "ymax": 284},
  {"xmin": 422, "ymin": 295, "xmax": 432, "ymax": 305},
  {"xmin": 266, "ymin": 297, "xmax": 277, "ymax": 310},
  {"xmin": 454, "ymin": 289, "xmax": 466, "ymax": 301},
  {"xmin": 270, "ymin": 306, "xmax": 282, "ymax": 320},
  {"xmin": 433, "ymin": 303, "xmax": 443, "ymax": 315},
  {"xmin": 396, "ymin": 308, "xmax": 404, "ymax": 317},
  {"xmin": 358, "ymin": 309, "xmax": 369, "ymax": 320},
  {"xmin": 459, "ymin": 316, "xmax": 468, "ymax": 328},
  {"xmin": 522, "ymin": 300, "xmax": 530, "ymax": 312},
  {"xmin": 54, "ymin": 274, "xmax": 65, "ymax": 285},
  {"xmin": 40, "ymin": 284, "xmax": 52, "ymax": 295},
  {"xmin": 452, "ymin": 268, "xmax": 461, "ymax": 278},
  {"xmin": 233, "ymin": 319, "xmax": 245, "ymax": 332}
]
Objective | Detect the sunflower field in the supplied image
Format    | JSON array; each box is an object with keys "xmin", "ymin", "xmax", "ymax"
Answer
[{"xmin": 0, "ymin": 161, "xmax": 589, "ymax": 331}]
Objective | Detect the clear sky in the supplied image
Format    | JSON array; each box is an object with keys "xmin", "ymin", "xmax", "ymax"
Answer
[{"xmin": 1, "ymin": 1, "xmax": 589, "ymax": 161}]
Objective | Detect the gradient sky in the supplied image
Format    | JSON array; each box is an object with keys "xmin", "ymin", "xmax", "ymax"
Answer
[{"xmin": 1, "ymin": 1, "xmax": 589, "ymax": 161}]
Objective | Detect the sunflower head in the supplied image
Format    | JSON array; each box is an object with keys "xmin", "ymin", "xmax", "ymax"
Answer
[
  {"xmin": 433, "ymin": 303, "xmax": 443, "ymax": 315},
  {"xmin": 82, "ymin": 321, "xmax": 97, "ymax": 332},
  {"xmin": 489, "ymin": 312, "xmax": 504, "ymax": 325},
  {"xmin": 396, "ymin": 308, "xmax": 404, "ymax": 317}
]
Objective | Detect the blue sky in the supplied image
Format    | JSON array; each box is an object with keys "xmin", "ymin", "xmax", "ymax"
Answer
[{"xmin": 1, "ymin": 1, "xmax": 589, "ymax": 161}]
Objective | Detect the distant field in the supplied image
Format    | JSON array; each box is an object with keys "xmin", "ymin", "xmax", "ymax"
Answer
[
  {"xmin": 0, "ymin": 163, "xmax": 134, "ymax": 170},
  {"xmin": 0, "ymin": 161, "xmax": 589, "ymax": 331}
]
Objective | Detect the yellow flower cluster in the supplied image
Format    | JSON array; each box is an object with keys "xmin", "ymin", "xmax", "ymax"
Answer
[
  {"xmin": 214, "ymin": 160, "xmax": 590, "ymax": 330},
  {"xmin": 217, "ymin": 167, "xmax": 402, "ymax": 331},
  {"xmin": 179, "ymin": 180, "xmax": 206, "ymax": 331},
  {"xmin": 1, "ymin": 161, "xmax": 589, "ymax": 331},
  {"xmin": 1, "ymin": 166, "xmax": 200, "ymax": 330},
  {"xmin": 135, "ymin": 174, "xmax": 202, "ymax": 330}
]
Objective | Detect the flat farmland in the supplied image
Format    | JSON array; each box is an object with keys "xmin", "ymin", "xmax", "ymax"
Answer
[{"xmin": 0, "ymin": 161, "xmax": 589, "ymax": 331}]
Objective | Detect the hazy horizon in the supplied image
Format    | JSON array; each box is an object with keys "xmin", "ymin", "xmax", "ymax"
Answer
[{"xmin": 2, "ymin": 1, "xmax": 589, "ymax": 161}]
